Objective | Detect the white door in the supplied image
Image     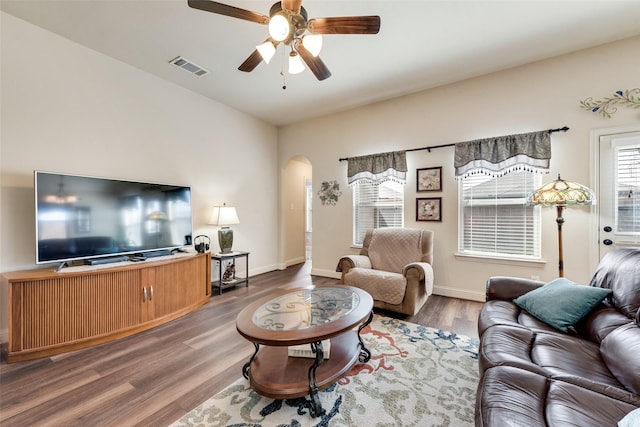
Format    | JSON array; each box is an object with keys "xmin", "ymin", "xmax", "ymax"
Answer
[{"xmin": 598, "ymin": 130, "xmax": 640, "ymax": 260}]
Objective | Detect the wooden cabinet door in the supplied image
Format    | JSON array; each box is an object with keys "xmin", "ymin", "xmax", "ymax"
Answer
[{"xmin": 146, "ymin": 256, "xmax": 208, "ymax": 320}]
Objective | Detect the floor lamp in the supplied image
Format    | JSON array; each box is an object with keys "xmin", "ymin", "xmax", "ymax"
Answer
[{"xmin": 527, "ymin": 174, "xmax": 596, "ymax": 277}]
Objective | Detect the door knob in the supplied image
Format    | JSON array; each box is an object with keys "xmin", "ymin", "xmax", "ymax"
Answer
[
  {"xmin": 603, "ymin": 239, "xmax": 613, "ymax": 246},
  {"xmin": 603, "ymin": 226, "xmax": 613, "ymax": 232}
]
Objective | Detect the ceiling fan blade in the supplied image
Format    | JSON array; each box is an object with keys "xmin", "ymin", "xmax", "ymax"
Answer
[
  {"xmin": 187, "ymin": 0, "xmax": 269, "ymax": 25},
  {"xmin": 295, "ymin": 42, "xmax": 331, "ymax": 81},
  {"xmin": 238, "ymin": 49, "xmax": 263, "ymax": 72},
  {"xmin": 281, "ymin": 0, "xmax": 302, "ymax": 14},
  {"xmin": 308, "ymin": 16, "xmax": 381, "ymax": 34}
]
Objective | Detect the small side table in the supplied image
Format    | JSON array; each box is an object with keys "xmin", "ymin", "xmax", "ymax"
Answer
[{"xmin": 211, "ymin": 251, "xmax": 249, "ymax": 295}]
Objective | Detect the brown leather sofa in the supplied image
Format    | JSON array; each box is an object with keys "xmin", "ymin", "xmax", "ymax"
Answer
[{"xmin": 475, "ymin": 247, "xmax": 640, "ymax": 426}]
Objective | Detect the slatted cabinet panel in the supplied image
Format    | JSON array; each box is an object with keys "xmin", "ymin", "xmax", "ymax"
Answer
[
  {"xmin": 19, "ymin": 270, "xmax": 143, "ymax": 350},
  {"xmin": 2, "ymin": 253, "xmax": 210, "ymax": 362}
]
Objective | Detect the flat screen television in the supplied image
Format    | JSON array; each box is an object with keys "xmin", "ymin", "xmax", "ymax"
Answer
[{"xmin": 35, "ymin": 171, "xmax": 193, "ymax": 265}]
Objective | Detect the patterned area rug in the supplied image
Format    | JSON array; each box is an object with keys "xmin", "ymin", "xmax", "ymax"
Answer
[{"xmin": 171, "ymin": 315, "xmax": 479, "ymax": 427}]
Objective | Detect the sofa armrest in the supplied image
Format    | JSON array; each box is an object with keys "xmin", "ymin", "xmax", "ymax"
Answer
[
  {"xmin": 336, "ymin": 255, "xmax": 372, "ymax": 273},
  {"xmin": 403, "ymin": 262, "xmax": 435, "ymax": 308},
  {"xmin": 402, "ymin": 262, "xmax": 433, "ymax": 282},
  {"xmin": 486, "ymin": 276, "xmax": 545, "ymax": 301}
]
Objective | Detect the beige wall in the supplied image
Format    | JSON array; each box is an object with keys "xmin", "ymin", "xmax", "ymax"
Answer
[
  {"xmin": 0, "ymin": 13, "xmax": 280, "ymax": 336},
  {"xmin": 279, "ymin": 35, "xmax": 640, "ymax": 301}
]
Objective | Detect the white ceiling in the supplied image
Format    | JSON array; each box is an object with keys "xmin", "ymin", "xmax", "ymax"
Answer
[{"xmin": 3, "ymin": 0, "xmax": 640, "ymax": 126}]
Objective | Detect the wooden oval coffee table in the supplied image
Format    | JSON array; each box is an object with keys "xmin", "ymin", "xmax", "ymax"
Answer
[{"xmin": 236, "ymin": 285, "xmax": 374, "ymax": 417}]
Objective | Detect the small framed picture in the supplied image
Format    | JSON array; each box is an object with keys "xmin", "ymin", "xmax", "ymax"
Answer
[
  {"xmin": 416, "ymin": 198, "xmax": 442, "ymax": 222},
  {"xmin": 417, "ymin": 167, "xmax": 442, "ymax": 192}
]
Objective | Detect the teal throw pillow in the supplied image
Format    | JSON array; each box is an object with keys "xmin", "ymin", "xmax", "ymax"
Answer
[
  {"xmin": 513, "ymin": 278, "xmax": 612, "ymax": 332},
  {"xmin": 618, "ymin": 408, "xmax": 640, "ymax": 427}
]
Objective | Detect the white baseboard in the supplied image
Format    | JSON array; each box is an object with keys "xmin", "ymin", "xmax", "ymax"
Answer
[
  {"xmin": 285, "ymin": 257, "xmax": 306, "ymax": 268},
  {"xmin": 433, "ymin": 285, "xmax": 485, "ymax": 302},
  {"xmin": 310, "ymin": 268, "xmax": 341, "ymax": 279},
  {"xmin": 249, "ymin": 264, "xmax": 282, "ymax": 276}
]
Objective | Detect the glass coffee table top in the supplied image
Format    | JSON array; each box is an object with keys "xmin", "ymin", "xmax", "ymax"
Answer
[
  {"xmin": 252, "ymin": 287, "xmax": 360, "ymax": 331},
  {"xmin": 236, "ymin": 285, "xmax": 373, "ymax": 345}
]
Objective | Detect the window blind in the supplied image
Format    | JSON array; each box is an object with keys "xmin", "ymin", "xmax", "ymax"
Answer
[
  {"xmin": 353, "ymin": 180, "xmax": 404, "ymax": 246},
  {"xmin": 616, "ymin": 145, "xmax": 640, "ymax": 234},
  {"xmin": 459, "ymin": 171, "xmax": 541, "ymax": 258}
]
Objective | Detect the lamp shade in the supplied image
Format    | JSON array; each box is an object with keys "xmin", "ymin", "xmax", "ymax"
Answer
[
  {"xmin": 209, "ymin": 205, "xmax": 240, "ymax": 226},
  {"xmin": 527, "ymin": 175, "xmax": 596, "ymax": 206},
  {"xmin": 302, "ymin": 34, "xmax": 323, "ymax": 57},
  {"xmin": 288, "ymin": 51, "xmax": 305, "ymax": 74},
  {"xmin": 268, "ymin": 14, "xmax": 290, "ymax": 42},
  {"xmin": 256, "ymin": 40, "xmax": 276, "ymax": 64}
]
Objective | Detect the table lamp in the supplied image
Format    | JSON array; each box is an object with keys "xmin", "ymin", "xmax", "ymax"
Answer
[
  {"xmin": 527, "ymin": 174, "xmax": 596, "ymax": 277},
  {"xmin": 209, "ymin": 204, "xmax": 240, "ymax": 254}
]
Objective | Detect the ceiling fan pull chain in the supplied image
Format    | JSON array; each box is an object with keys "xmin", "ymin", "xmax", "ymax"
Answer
[{"xmin": 281, "ymin": 44, "xmax": 287, "ymax": 89}]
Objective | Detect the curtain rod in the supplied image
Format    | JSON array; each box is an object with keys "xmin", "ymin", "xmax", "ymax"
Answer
[{"xmin": 338, "ymin": 126, "xmax": 569, "ymax": 162}]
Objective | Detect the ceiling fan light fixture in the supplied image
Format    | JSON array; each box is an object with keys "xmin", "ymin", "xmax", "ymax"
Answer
[
  {"xmin": 288, "ymin": 51, "xmax": 305, "ymax": 74},
  {"xmin": 302, "ymin": 34, "xmax": 323, "ymax": 57},
  {"xmin": 256, "ymin": 41, "xmax": 277, "ymax": 64},
  {"xmin": 268, "ymin": 14, "xmax": 290, "ymax": 42},
  {"xmin": 188, "ymin": 0, "xmax": 382, "ymax": 82}
]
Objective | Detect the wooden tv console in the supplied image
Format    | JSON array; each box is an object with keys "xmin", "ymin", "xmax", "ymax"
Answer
[{"xmin": 1, "ymin": 252, "xmax": 211, "ymax": 363}]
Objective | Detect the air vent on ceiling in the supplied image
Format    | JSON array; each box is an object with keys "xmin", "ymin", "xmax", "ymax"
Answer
[{"xmin": 169, "ymin": 56, "xmax": 209, "ymax": 77}]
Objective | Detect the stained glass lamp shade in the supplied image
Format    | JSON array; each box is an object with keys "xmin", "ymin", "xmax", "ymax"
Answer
[{"xmin": 527, "ymin": 175, "xmax": 596, "ymax": 277}]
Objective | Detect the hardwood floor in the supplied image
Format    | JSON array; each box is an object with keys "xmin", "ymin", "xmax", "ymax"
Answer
[{"xmin": 0, "ymin": 262, "xmax": 484, "ymax": 427}]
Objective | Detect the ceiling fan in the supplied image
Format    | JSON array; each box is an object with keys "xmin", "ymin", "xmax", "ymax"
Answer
[{"xmin": 187, "ymin": 0, "xmax": 381, "ymax": 81}]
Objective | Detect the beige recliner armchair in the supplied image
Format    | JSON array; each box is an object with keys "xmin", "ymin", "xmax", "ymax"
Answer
[{"xmin": 336, "ymin": 227, "xmax": 434, "ymax": 315}]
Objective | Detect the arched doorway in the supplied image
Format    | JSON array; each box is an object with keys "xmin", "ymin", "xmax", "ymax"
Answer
[{"xmin": 282, "ymin": 156, "xmax": 312, "ymax": 267}]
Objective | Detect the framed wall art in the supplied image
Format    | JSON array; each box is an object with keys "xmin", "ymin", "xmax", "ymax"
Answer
[
  {"xmin": 317, "ymin": 180, "xmax": 342, "ymax": 206},
  {"xmin": 416, "ymin": 197, "xmax": 442, "ymax": 222},
  {"xmin": 417, "ymin": 167, "xmax": 442, "ymax": 192}
]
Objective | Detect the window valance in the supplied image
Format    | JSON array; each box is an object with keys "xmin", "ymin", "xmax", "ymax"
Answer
[
  {"xmin": 454, "ymin": 130, "xmax": 551, "ymax": 178},
  {"xmin": 347, "ymin": 151, "xmax": 407, "ymax": 185}
]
